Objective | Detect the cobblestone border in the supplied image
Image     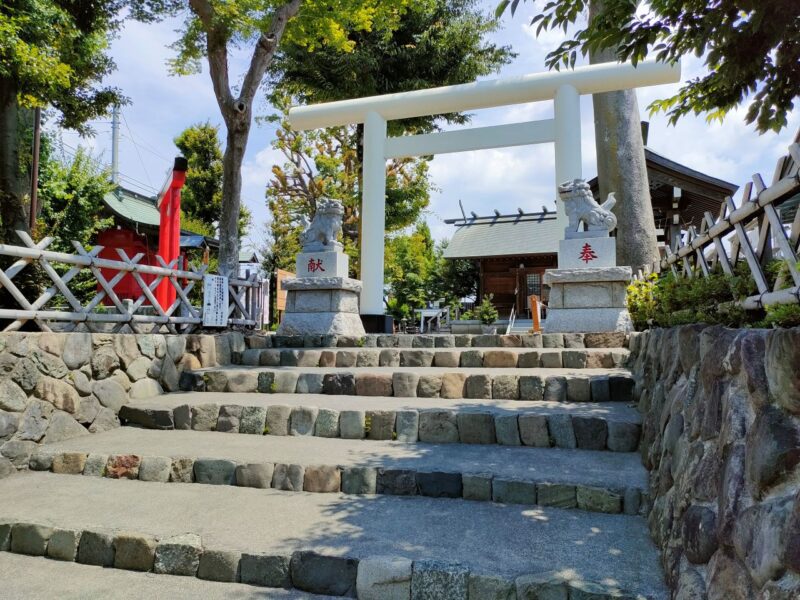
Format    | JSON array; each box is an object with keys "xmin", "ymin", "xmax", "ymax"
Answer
[
  {"xmin": 119, "ymin": 403, "xmax": 642, "ymax": 453},
  {"xmin": 179, "ymin": 370, "xmax": 636, "ymax": 403},
  {"xmin": 31, "ymin": 450, "xmax": 646, "ymax": 516},
  {"xmin": 235, "ymin": 347, "xmax": 629, "ymax": 370},
  {"xmin": 0, "ymin": 519, "xmax": 645, "ymax": 599}
]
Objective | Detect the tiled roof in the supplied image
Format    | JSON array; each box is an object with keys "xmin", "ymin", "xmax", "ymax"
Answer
[{"xmin": 443, "ymin": 213, "xmax": 561, "ymax": 259}]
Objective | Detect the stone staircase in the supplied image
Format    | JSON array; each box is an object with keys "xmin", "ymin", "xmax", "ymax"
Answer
[{"xmin": 0, "ymin": 333, "xmax": 668, "ymax": 599}]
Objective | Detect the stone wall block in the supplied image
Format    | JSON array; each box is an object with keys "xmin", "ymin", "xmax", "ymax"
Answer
[
  {"xmin": 392, "ymin": 372, "xmax": 419, "ymax": 397},
  {"xmin": 291, "ymin": 551, "xmax": 358, "ymax": 597},
  {"xmin": 765, "ymin": 328, "xmax": 800, "ymax": 415},
  {"xmin": 417, "ymin": 375, "xmax": 442, "ymax": 398},
  {"xmin": 418, "ymin": 410, "xmax": 458, "ymax": 443},
  {"xmin": 154, "ymin": 533, "xmax": 202, "ymax": 576},
  {"xmin": 240, "ymin": 553, "xmax": 292, "ymax": 588},
  {"xmin": 357, "ymin": 555, "xmax": 412, "ymax": 600},
  {"xmin": 411, "ymin": 560, "xmax": 468, "ymax": 600},
  {"xmin": 396, "ymin": 411, "xmax": 419, "ymax": 443}
]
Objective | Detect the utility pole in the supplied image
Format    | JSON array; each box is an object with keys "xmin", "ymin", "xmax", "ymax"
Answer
[
  {"xmin": 29, "ymin": 107, "xmax": 41, "ymax": 231},
  {"xmin": 111, "ymin": 105, "xmax": 120, "ymax": 185}
]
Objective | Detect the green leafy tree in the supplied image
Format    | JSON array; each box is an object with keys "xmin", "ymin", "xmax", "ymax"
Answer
[
  {"xmin": 264, "ymin": 112, "xmax": 430, "ymax": 276},
  {"xmin": 36, "ymin": 146, "xmax": 114, "ymax": 301},
  {"xmin": 0, "ymin": 0, "xmax": 177, "ymax": 246},
  {"xmin": 384, "ymin": 221, "xmax": 438, "ymax": 319},
  {"xmin": 170, "ymin": 0, "xmax": 414, "ymax": 276},
  {"xmin": 496, "ymin": 0, "xmax": 800, "ymax": 133},
  {"xmin": 174, "ymin": 122, "xmax": 251, "ymax": 238},
  {"xmin": 431, "ymin": 241, "xmax": 479, "ymax": 305},
  {"xmin": 264, "ymin": 0, "xmax": 513, "ymax": 276}
]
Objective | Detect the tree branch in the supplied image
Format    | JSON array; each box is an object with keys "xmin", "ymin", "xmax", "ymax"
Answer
[
  {"xmin": 189, "ymin": 0, "xmax": 234, "ymax": 115},
  {"xmin": 239, "ymin": 0, "xmax": 302, "ymax": 108}
]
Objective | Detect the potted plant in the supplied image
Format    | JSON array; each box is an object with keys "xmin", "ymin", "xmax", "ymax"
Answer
[{"xmin": 476, "ymin": 295, "xmax": 499, "ymax": 334}]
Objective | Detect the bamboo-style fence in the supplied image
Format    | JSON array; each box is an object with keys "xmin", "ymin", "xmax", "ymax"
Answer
[
  {"xmin": 0, "ymin": 231, "xmax": 264, "ymax": 333},
  {"xmin": 637, "ymin": 134, "xmax": 800, "ymax": 311}
]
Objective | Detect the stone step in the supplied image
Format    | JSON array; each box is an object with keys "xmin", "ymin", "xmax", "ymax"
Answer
[
  {"xmin": 31, "ymin": 428, "xmax": 646, "ymax": 515},
  {"xmin": 180, "ymin": 366, "xmax": 635, "ymax": 403},
  {"xmin": 0, "ymin": 552, "xmax": 338, "ymax": 600},
  {"xmin": 236, "ymin": 346, "xmax": 629, "ymax": 370},
  {"xmin": 119, "ymin": 392, "xmax": 642, "ymax": 453},
  {"xmin": 258, "ymin": 331, "xmax": 628, "ymax": 350},
  {"xmin": 0, "ymin": 472, "xmax": 667, "ymax": 599}
]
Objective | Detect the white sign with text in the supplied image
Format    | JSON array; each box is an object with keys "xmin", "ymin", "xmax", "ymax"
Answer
[{"xmin": 202, "ymin": 275, "xmax": 229, "ymax": 327}]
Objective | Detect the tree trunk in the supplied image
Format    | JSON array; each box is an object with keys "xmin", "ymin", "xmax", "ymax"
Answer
[
  {"xmin": 218, "ymin": 114, "xmax": 249, "ymax": 276},
  {"xmin": 588, "ymin": 1, "xmax": 660, "ymax": 273},
  {"xmin": 0, "ymin": 75, "xmax": 27, "ymax": 246}
]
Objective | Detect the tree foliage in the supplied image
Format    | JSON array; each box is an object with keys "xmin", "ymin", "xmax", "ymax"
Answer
[
  {"xmin": 264, "ymin": 0, "xmax": 513, "ymax": 279},
  {"xmin": 36, "ymin": 146, "xmax": 115, "ymax": 300},
  {"xmin": 270, "ymin": 0, "xmax": 514, "ymax": 133},
  {"xmin": 168, "ymin": 0, "xmax": 413, "ymax": 275},
  {"xmin": 264, "ymin": 112, "xmax": 431, "ymax": 275},
  {"xmin": 497, "ymin": 0, "xmax": 800, "ymax": 133}
]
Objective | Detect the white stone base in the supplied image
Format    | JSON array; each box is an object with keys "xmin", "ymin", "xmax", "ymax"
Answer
[
  {"xmin": 277, "ymin": 311, "xmax": 366, "ymax": 336},
  {"xmin": 558, "ymin": 237, "xmax": 616, "ymax": 269},
  {"xmin": 543, "ymin": 307, "xmax": 633, "ymax": 333},
  {"xmin": 295, "ymin": 251, "xmax": 349, "ymax": 278}
]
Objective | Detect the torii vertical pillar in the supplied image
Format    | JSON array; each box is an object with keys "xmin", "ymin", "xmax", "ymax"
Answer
[
  {"xmin": 360, "ymin": 111, "xmax": 388, "ymax": 326},
  {"xmin": 156, "ymin": 157, "xmax": 188, "ymax": 311}
]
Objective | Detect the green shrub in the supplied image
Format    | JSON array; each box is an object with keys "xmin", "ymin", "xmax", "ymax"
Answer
[{"xmin": 475, "ymin": 294, "xmax": 499, "ymax": 325}]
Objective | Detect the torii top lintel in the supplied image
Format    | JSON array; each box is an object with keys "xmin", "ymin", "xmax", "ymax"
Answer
[{"xmin": 288, "ymin": 59, "xmax": 681, "ymax": 131}]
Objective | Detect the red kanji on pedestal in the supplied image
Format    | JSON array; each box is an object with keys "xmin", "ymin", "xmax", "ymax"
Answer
[
  {"xmin": 307, "ymin": 258, "xmax": 325, "ymax": 273},
  {"xmin": 579, "ymin": 243, "xmax": 598, "ymax": 264}
]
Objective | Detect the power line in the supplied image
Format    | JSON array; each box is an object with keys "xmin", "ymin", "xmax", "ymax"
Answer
[{"xmin": 121, "ymin": 111, "xmax": 154, "ymax": 189}]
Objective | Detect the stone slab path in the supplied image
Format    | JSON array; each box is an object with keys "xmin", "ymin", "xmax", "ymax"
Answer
[{"xmin": 0, "ymin": 472, "xmax": 667, "ymax": 598}]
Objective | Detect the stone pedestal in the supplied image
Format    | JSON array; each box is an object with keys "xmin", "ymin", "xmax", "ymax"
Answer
[
  {"xmin": 277, "ymin": 277, "xmax": 366, "ymax": 337},
  {"xmin": 543, "ymin": 267, "xmax": 633, "ymax": 333},
  {"xmin": 295, "ymin": 251, "xmax": 349, "ymax": 279},
  {"xmin": 558, "ymin": 237, "xmax": 616, "ymax": 269}
]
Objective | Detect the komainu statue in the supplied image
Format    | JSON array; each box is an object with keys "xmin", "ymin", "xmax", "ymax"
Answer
[
  {"xmin": 299, "ymin": 199, "xmax": 344, "ymax": 252},
  {"xmin": 559, "ymin": 179, "xmax": 617, "ymax": 238}
]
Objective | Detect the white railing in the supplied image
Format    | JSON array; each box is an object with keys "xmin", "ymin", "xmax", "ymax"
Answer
[
  {"xmin": 636, "ymin": 135, "xmax": 800, "ymax": 311},
  {"xmin": 0, "ymin": 231, "xmax": 264, "ymax": 333}
]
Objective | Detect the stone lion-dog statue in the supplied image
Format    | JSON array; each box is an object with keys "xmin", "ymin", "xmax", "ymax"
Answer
[
  {"xmin": 299, "ymin": 199, "xmax": 345, "ymax": 252},
  {"xmin": 559, "ymin": 179, "xmax": 618, "ymax": 238}
]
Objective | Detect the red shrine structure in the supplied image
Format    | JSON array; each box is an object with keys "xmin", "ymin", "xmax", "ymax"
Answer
[{"xmin": 96, "ymin": 157, "xmax": 215, "ymax": 309}]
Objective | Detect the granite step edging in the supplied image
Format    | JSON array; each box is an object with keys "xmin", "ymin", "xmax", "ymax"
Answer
[
  {"xmin": 28, "ymin": 450, "xmax": 646, "ymax": 516},
  {"xmin": 179, "ymin": 369, "xmax": 636, "ymax": 403},
  {"xmin": 249, "ymin": 331, "xmax": 630, "ymax": 351},
  {"xmin": 118, "ymin": 403, "xmax": 642, "ymax": 453},
  {"xmin": 0, "ymin": 520, "xmax": 648, "ymax": 599},
  {"xmin": 236, "ymin": 347, "xmax": 629, "ymax": 370}
]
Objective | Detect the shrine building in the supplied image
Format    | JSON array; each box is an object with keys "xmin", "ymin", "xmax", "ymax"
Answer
[{"xmin": 443, "ymin": 141, "xmax": 737, "ymax": 319}]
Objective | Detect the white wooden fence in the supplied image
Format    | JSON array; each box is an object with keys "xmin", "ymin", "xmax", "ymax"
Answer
[
  {"xmin": 0, "ymin": 231, "xmax": 264, "ymax": 333},
  {"xmin": 638, "ymin": 134, "xmax": 800, "ymax": 311}
]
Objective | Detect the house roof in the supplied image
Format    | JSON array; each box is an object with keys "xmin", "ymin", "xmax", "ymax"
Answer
[
  {"xmin": 443, "ymin": 212, "xmax": 561, "ymax": 259},
  {"xmin": 239, "ymin": 250, "xmax": 259, "ymax": 263},
  {"xmin": 102, "ymin": 186, "xmax": 218, "ymax": 247}
]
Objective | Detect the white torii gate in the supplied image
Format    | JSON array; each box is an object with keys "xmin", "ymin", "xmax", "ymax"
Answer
[{"xmin": 288, "ymin": 59, "xmax": 681, "ymax": 317}]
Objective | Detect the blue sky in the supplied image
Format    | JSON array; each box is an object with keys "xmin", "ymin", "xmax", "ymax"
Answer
[{"xmin": 56, "ymin": 1, "xmax": 798, "ymax": 253}]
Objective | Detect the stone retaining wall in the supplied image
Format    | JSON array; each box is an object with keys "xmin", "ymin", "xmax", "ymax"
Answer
[
  {"xmin": 0, "ymin": 332, "xmax": 246, "ymax": 466},
  {"xmin": 628, "ymin": 325, "xmax": 800, "ymax": 599}
]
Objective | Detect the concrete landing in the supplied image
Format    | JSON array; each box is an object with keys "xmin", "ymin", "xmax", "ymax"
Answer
[{"xmin": 0, "ymin": 472, "xmax": 668, "ymax": 598}]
